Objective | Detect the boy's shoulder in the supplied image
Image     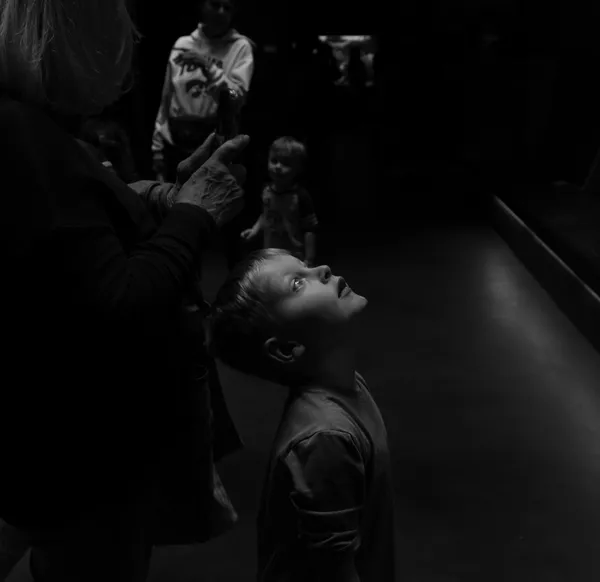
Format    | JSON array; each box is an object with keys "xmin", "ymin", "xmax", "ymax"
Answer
[{"xmin": 273, "ymin": 386, "xmax": 369, "ymax": 461}]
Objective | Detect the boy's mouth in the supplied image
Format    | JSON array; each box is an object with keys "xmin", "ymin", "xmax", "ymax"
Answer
[{"xmin": 337, "ymin": 277, "xmax": 352, "ymax": 298}]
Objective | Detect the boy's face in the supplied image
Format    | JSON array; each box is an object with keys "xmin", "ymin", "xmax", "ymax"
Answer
[
  {"xmin": 259, "ymin": 254, "xmax": 368, "ymax": 341},
  {"xmin": 268, "ymin": 153, "xmax": 298, "ymax": 189}
]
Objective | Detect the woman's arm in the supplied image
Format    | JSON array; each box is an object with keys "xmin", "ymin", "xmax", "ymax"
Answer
[
  {"xmin": 4, "ymin": 109, "xmax": 211, "ymax": 327},
  {"xmin": 128, "ymin": 180, "xmax": 175, "ymax": 225},
  {"xmin": 53, "ymin": 199, "xmax": 213, "ymax": 325}
]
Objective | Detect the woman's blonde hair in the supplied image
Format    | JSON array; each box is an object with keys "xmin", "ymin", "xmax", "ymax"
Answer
[{"xmin": 0, "ymin": 0, "xmax": 140, "ymax": 116}]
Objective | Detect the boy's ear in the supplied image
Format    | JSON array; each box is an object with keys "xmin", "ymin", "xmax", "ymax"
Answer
[{"xmin": 264, "ymin": 337, "xmax": 306, "ymax": 365}]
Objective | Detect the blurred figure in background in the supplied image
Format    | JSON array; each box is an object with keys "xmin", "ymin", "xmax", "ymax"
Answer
[
  {"xmin": 241, "ymin": 136, "xmax": 318, "ymax": 266},
  {"xmin": 152, "ymin": 0, "xmax": 254, "ymax": 183}
]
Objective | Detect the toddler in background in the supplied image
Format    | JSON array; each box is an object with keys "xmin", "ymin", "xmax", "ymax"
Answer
[{"xmin": 241, "ymin": 136, "xmax": 318, "ymax": 266}]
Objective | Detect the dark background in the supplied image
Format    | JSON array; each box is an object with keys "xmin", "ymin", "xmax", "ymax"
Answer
[
  {"xmin": 9, "ymin": 4, "xmax": 600, "ymax": 581},
  {"xmin": 110, "ymin": 0, "xmax": 600, "ymax": 263}
]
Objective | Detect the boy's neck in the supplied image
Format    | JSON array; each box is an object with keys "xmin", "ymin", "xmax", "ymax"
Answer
[{"xmin": 307, "ymin": 343, "xmax": 358, "ymax": 393}]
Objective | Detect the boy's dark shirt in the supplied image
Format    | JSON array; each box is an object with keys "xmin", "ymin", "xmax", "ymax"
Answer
[{"xmin": 257, "ymin": 373, "xmax": 395, "ymax": 582}]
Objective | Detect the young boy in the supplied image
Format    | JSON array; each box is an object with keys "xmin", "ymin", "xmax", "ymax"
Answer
[
  {"xmin": 208, "ymin": 249, "xmax": 395, "ymax": 582},
  {"xmin": 241, "ymin": 137, "xmax": 318, "ymax": 267}
]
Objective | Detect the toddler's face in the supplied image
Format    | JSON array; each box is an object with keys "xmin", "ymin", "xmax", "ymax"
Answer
[
  {"xmin": 257, "ymin": 255, "xmax": 367, "ymax": 337},
  {"xmin": 268, "ymin": 154, "xmax": 298, "ymax": 188}
]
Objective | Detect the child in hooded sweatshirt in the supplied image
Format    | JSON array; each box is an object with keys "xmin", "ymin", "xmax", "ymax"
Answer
[
  {"xmin": 152, "ymin": 0, "xmax": 254, "ymax": 182},
  {"xmin": 241, "ymin": 137, "xmax": 318, "ymax": 266}
]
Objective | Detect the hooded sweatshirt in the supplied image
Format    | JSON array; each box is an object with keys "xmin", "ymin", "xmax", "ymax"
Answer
[{"xmin": 152, "ymin": 24, "xmax": 254, "ymax": 163}]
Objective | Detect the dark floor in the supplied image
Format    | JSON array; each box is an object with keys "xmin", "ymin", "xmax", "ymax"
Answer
[{"xmin": 9, "ymin": 218, "xmax": 600, "ymax": 582}]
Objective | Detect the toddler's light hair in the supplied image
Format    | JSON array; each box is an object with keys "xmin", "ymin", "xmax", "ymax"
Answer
[{"xmin": 269, "ymin": 136, "xmax": 307, "ymax": 172}]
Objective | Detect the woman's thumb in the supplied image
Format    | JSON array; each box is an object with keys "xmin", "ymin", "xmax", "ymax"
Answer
[
  {"xmin": 177, "ymin": 133, "xmax": 218, "ymax": 182},
  {"xmin": 210, "ymin": 135, "xmax": 250, "ymax": 166}
]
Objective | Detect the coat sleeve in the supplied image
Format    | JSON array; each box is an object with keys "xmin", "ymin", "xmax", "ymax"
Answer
[
  {"xmin": 3, "ymin": 104, "xmax": 213, "ymax": 327},
  {"xmin": 52, "ymin": 198, "xmax": 214, "ymax": 324},
  {"xmin": 128, "ymin": 180, "xmax": 174, "ymax": 225}
]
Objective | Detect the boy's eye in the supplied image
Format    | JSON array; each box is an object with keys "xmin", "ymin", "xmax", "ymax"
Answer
[{"xmin": 291, "ymin": 277, "xmax": 304, "ymax": 292}]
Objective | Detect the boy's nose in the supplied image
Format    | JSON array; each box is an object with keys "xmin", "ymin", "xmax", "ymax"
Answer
[{"xmin": 315, "ymin": 265, "xmax": 332, "ymax": 282}]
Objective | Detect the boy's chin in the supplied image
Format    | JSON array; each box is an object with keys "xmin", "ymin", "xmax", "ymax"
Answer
[{"xmin": 348, "ymin": 293, "xmax": 368, "ymax": 316}]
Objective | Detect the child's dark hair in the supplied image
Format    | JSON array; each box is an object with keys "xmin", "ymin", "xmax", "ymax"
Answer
[
  {"xmin": 207, "ymin": 248, "xmax": 291, "ymax": 382},
  {"xmin": 269, "ymin": 136, "xmax": 307, "ymax": 173}
]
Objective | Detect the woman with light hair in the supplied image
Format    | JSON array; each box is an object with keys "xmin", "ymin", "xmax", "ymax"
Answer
[{"xmin": 0, "ymin": 0, "xmax": 248, "ymax": 580}]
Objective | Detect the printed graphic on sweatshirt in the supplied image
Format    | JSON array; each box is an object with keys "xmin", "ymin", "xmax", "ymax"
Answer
[
  {"xmin": 152, "ymin": 26, "xmax": 254, "ymax": 153},
  {"xmin": 173, "ymin": 49, "xmax": 224, "ymax": 99}
]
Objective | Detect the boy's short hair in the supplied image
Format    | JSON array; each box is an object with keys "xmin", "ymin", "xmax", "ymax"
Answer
[
  {"xmin": 207, "ymin": 248, "xmax": 292, "ymax": 382},
  {"xmin": 269, "ymin": 136, "xmax": 307, "ymax": 171}
]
